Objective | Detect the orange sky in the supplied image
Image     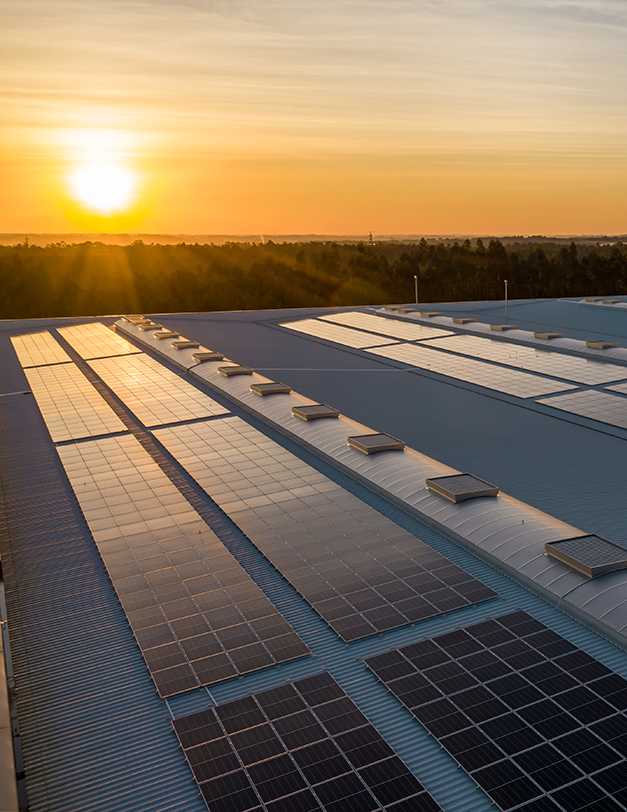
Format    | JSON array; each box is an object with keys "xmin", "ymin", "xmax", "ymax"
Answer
[{"xmin": 2, "ymin": 0, "xmax": 627, "ymax": 235}]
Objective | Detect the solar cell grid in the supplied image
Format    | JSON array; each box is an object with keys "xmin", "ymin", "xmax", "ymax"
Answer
[
  {"xmin": 24, "ymin": 363, "xmax": 127, "ymax": 442},
  {"xmin": 276, "ymin": 318, "xmax": 399, "ymax": 349},
  {"xmin": 537, "ymin": 390, "xmax": 627, "ymax": 431},
  {"xmin": 172, "ymin": 673, "xmax": 442, "ymax": 812},
  {"xmin": 366, "ymin": 343, "xmax": 577, "ymax": 398},
  {"xmin": 153, "ymin": 417, "xmax": 496, "ymax": 641},
  {"xmin": 56, "ymin": 434, "xmax": 309, "ymax": 696},
  {"xmin": 57, "ymin": 321, "xmax": 142, "ymax": 359},
  {"xmin": 88, "ymin": 353, "xmax": 230, "ymax": 426},
  {"xmin": 365, "ymin": 611, "xmax": 627, "ymax": 811},
  {"xmin": 10, "ymin": 330, "xmax": 71, "ymax": 367},
  {"xmin": 319, "ymin": 311, "xmax": 453, "ymax": 341}
]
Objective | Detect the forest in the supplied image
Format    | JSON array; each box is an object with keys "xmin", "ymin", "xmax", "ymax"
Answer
[{"xmin": 1, "ymin": 238, "xmax": 627, "ymax": 319}]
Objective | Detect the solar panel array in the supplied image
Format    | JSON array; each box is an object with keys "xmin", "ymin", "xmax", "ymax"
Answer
[
  {"xmin": 366, "ymin": 344, "xmax": 578, "ymax": 399},
  {"xmin": 173, "ymin": 672, "xmax": 442, "ymax": 812},
  {"xmin": 152, "ymin": 417, "xmax": 496, "ymax": 642},
  {"xmin": 10, "ymin": 330, "xmax": 71, "ymax": 368},
  {"xmin": 24, "ymin": 363, "xmax": 126, "ymax": 442},
  {"xmin": 366, "ymin": 611, "xmax": 627, "ymax": 812},
  {"xmin": 607, "ymin": 382, "xmax": 627, "ymax": 397},
  {"xmin": 421, "ymin": 334, "xmax": 627, "ymax": 385},
  {"xmin": 57, "ymin": 322, "xmax": 142, "ymax": 359},
  {"xmin": 537, "ymin": 390, "xmax": 627, "ymax": 431},
  {"xmin": 277, "ymin": 319, "xmax": 398, "ymax": 349},
  {"xmin": 319, "ymin": 312, "xmax": 453, "ymax": 341},
  {"xmin": 89, "ymin": 354, "xmax": 230, "ymax": 426},
  {"xmin": 57, "ymin": 434, "xmax": 309, "ymax": 697}
]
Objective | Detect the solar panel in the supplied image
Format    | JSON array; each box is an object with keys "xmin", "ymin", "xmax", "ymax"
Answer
[
  {"xmin": 10, "ymin": 331, "xmax": 72, "ymax": 368},
  {"xmin": 537, "ymin": 390, "xmax": 627, "ymax": 431},
  {"xmin": 365, "ymin": 611, "xmax": 627, "ymax": 811},
  {"xmin": 277, "ymin": 318, "xmax": 399, "ymax": 349},
  {"xmin": 319, "ymin": 312, "xmax": 453, "ymax": 341},
  {"xmin": 347, "ymin": 434, "xmax": 405, "ymax": 455},
  {"xmin": 172, "ymin": 672, "xmax": 443, "ymax": 812},
  {"xmin": 421, "ymin": 335, "xmax": 627, "ymax": 385},
  {"xmin": 546, "ymin": 535, "xmax": 627, "ymax": 578},
  {"xmin": 24, "ymin": 363, "xmax": 126, "ymax": 442},
  {"xmin": 366, "ymin": 344, "xmax": 578, "ymax": 399},
  {"xmin": 426, "ymin": 474, "xmax": 499, "ymax": 503},
  {"xmin": 88, "ymin": 354, "xmax": 230, "ymax": 427},
  {"xmin": 57, "ymin": 322, "xmax": 142, "ymax": 359},
  {"xmin": 152, "ymin": 417, "xmax": 496, "ymax": 642},
  {"xmin": 57, "ymin": 434, "xmax": 309, "ymax": 697}
]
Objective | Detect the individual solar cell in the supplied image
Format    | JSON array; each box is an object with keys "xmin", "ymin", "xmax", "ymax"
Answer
[
  {"xmin": 420, "ymin": 334, "xmax": 627, "ymax": 385},
  {"xmin": 152, "ymin": 417, "xmax": 496, "ymax": 642},
  {"xmin": 538, "ymin": 390, "xmax": 627, "ymax": 431},
  {"xmin": 277, "ymin": 318, "xmax": 399, "ymax": 349},
  {"xmin": 24, "ymin": 363, "xmax": 126, "ymax": 442},
  {"xmin": 57, "ymin": 322, "xmax": 142, "ymax": 359},
  {"xmin": 319, "ymin": 311, "xmax": 452, "ymax": 341},
  {"xmin": 365, "ymin": 611, "xmax": 627, "ymax": 811},
  {"xmin": 56, "ymin": 434, "xmax": 309, "ymax": 697},
  {"xmin": 366, "ymin": 343, "xmax": 577, "ymax": 398},
  {"xmin": 88, "ymin": 353, "xmax": 230, "ymax": 427},
  {"xmin": 172, "ymin": 673, "xmax": 442, "ymax": 812},
  {"xmin": 545, "ymin": 535, "xmax": 627, "ymax": 578},
  {"xmin": 426, "ymin": 474, "xmax": 499, "ymax": 503},
  {"xmin": 10, "ymin": 330, "xmax": 72, "ymax": 368}
]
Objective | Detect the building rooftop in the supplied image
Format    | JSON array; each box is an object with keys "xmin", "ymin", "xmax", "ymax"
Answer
[{"xmin": 3, "ymin": 296, "xmax": 627, "ymax": 811}]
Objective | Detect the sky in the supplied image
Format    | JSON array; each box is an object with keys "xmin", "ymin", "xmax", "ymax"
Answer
[{"xmin": 2, "ymin": 0, "xmax": 627, "ymax": 235}]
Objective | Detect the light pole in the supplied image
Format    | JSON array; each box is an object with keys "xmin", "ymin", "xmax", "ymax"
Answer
[
  {"xmin": 414, "ymin": 275, "xmax": 418, "ymax": 306},
  {"xmin": 505, "ymin": 279, "xmax": 508, "ymax": 321}
]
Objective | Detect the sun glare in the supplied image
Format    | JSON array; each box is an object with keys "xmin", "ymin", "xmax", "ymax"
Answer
[{"xmin": 69, "ymin": 162, "xmax": 136, "ymax": 213}]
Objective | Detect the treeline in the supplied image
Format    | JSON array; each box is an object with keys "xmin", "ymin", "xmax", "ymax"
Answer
[{"xmin": 1, "ymin": 238, "xmax": 627, "ymax": 319}]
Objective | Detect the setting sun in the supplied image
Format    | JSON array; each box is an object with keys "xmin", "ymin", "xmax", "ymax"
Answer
[{"xmin": 68, "ymin": 162, "xmax": 136, "ymax": 214}]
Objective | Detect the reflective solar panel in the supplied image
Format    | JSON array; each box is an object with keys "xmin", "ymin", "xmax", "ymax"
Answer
[
  {"xmin": 365, "ymin": 611, "xmax": 627, "ymax": 811},
  {"xmin": 319, "ymin": 312, "xmax": 452, "ymax": 341},
  {"xmin": 537, "ymin": 390, "xmax": 627, "ymax": 431},
  {"xmin": 57, "ymin": 322, "xmax": 142, "ymax": 359},
  {"xmin": 172, "ymin": 673, "xmax": 442, "ymax": 812},
  {"xmin": 421, "ymin": 334, "xmax": 627, "ymax": 385},
  {"xmin": 152, "ymin": 417, "xmax": 496, "ymax": 642},
  {"xmin": 24, "ymin": 363, "xmax": 126, "ymax": 442},
  {"xmin": 56, "ymin": 434, "xmax": 309, "ymax": 697},
  {"xmin": 10, "ymin": 330, "xmax": 72, "ymax": 368},
  {"xmin": 88, "ymin": 353, "xmax": 230, "ymax": 426},
  {"xmin": 366, "ymin": 344, "xmax": 577, "ymax": 398},
  {"xmin": 277, "ymin": 319, "xmax": 398, "ymax": 349}
]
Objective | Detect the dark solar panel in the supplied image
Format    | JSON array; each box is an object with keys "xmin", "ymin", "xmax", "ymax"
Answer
[
  {"xmin": 365, "ymin": 611, "xmax": 627, "ymax": 811},
  {"xmin": 172, "ymin": 672, "xmax": 442, "ymax": 812}
]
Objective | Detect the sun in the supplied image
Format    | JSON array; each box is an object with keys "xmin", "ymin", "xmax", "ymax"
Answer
[{"xmin": 69, "ymin": 162, "xmax": 137, "ymax": 214}]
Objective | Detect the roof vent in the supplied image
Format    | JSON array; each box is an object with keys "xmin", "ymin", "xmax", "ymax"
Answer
[
  {"xmin": 292, "ymin": 404, "xmax": 340, "ymax": 421},
  {"xmin": 452, "ymin": 317, "xmax": 477, "ymax": 324},
  {"xmin": 384, "ymin": 305, "xmax": 413, "ymax": 312},
  {"xmin": 585, "ymin": 340, "xmax": 620, "ymax": 349},
  {"xmin": 192, "ymin": 351, "xmax": 224, "ymax": 363},
  {"xmin": 426, "ymin": 473, "xmax": 499, "ymax": 503},
  {"xmin": 123, "ymin": 314, "xmax": 145, "ymax": 323},
  {"xmin": 139, "ymin": 323, "xmax": 163, "ymax": 331},
  {"xmin": 154, "ymin": 330, "xmax": 180, "ymax": 339},
  {"xmin": 534, "ymin": 331, "xmax": 564, "ymax": 339},
  {"xmin": 347, "ymin": 433, "xmax": 405, "ymax": 454},
  {"xmin": 490, "ymin": 324, "xmax": 517, "ymax": 331},
  {"xmin": 250, "ymin": 382, "xmax": 291, "ymax": 396},
  {"xmin": 602, "ymin": 299, "xmax": 620, "ymax": 304},
  {"xmin": 584, "ymin": 297, "xmax": 604, "ymax": 302},
  {"xmin": 172, "ymin": 339, "xmax": 200, "ymax": 349},
  {"xmin": 218, "ymin": 365, "xmax": 253, "ymax": 377},
  {"xmin": 419, "ymin": 311, "xmax": 443, "ymax": 318},
  {"xmin": 546, "ymin": 535, "xmax": 627, "ymax": 578}
]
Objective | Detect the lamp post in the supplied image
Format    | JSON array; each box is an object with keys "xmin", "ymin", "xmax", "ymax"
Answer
[
  {"xmin": 414, "ymin": 275, "xmax": 418, "ymax": 306},
  {"xmin": 504, "ymin": 280, "xmax": 509, "ymax": 321}
]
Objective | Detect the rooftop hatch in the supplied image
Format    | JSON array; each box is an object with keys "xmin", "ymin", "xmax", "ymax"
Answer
[
  {"xmin": 292, "ymin": 404, "xmax": 340, "ymax": 421},
  {"xmin": 250, "ymin": 382, "xmax": 291, "ymax": 396},
  {"xmin": 546, "ymin": 535, "xmax": 627, "ymax": 578},
  {"xmin": 347, "ymin": 433, "xmax": 405, "ymax": 454},
  {"xmin": 426, "ymin": 473, "xmax": 499, "ymax": 503}
]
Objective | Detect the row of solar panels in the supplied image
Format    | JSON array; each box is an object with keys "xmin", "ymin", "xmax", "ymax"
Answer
[
  {"xmin": 174, "ymin": 611, "xmax": 627, "ymax": 812},
  {"xmin": 115, "ymin": 313, "xmax": 627, "ymax": 655}
]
